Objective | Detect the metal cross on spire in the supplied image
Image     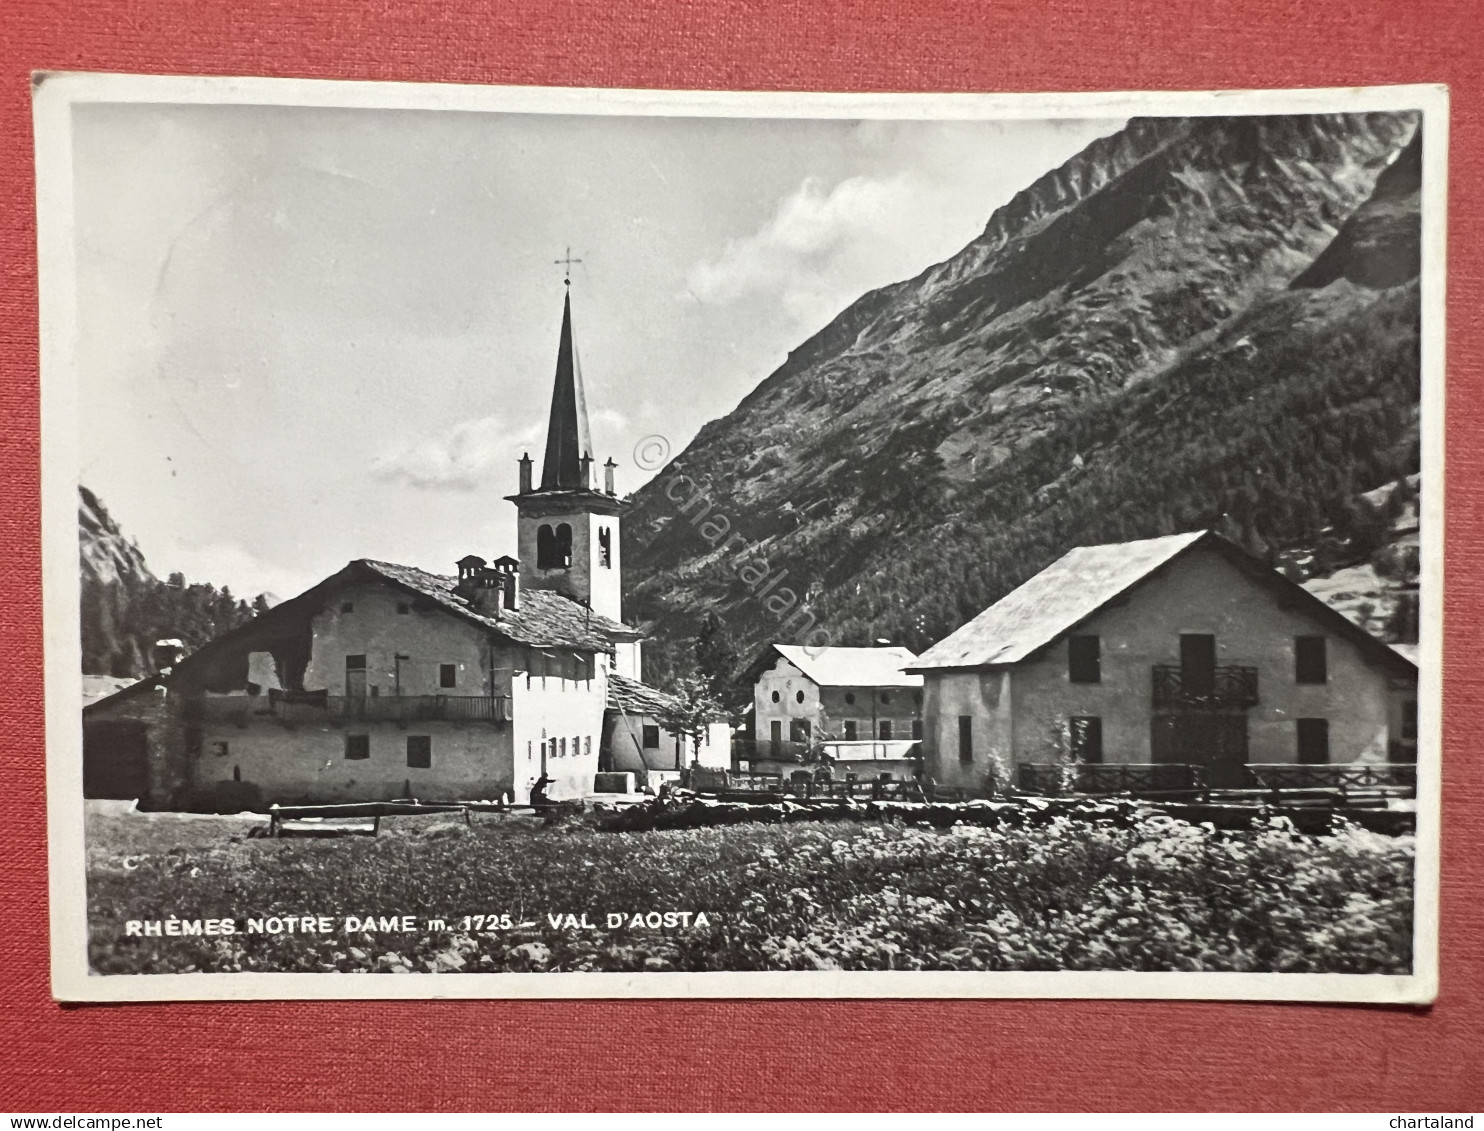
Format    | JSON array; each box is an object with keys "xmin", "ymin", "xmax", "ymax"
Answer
[{"xmin": 555, "ymin": 246, "xmax": 583, "ymax": 286}]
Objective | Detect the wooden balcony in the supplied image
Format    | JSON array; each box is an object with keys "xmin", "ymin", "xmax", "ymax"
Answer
[
  {"xmin": 183, "ymin": 690, "xmax": 513, "ymax": 725},
  {"xmin": 1151, "ymin": 664, "xmax": 1259, "ymax": 711},
  {"xmin": 1018, "ymin": 761, "xmax": 1206, "ymax": 797}
]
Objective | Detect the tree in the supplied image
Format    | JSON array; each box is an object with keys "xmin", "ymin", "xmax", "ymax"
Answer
[
  {"xmin": 653, "ymin": 676, "xmax": 725, "ymax": 766},
  {"xmin": 693, "ymin": 611, "xmax": 741, "ymax": 713}
]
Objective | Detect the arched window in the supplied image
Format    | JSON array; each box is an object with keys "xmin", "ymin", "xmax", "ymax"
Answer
[
  {"xmin": 536, "ymin": 524, "xmax": 556, "ymax": 569},
  {"xmin": 554, "ymin": 523, "xmax": 573, "ymax": 569}
]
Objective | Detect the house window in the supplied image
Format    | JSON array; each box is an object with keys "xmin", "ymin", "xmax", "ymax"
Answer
[
  {"xmin": 1296, "ymin": 718, "xmax": 1330, "ymax": 765},
  {"xmin": 958, "ymin": 716, "xmax": 973, "ymax": 763},
  {"xmin": 537, "ymin": 524, "xmax": 556, "ymax": 569},
  {"xmin": 878, "ymin": 720, "xmax": 893, "ymax": 740},
  {"xmin": 598, "ymin": 526, "xmax": 612, "ymax": 569},
  {"xmin": 559, "ymin": 738, "xmax": 567, "ymax": 757},
  {"xmin": 1069, "ymin": 635, "xmax": 1101, "ymax": 683},
  {"xmin": 1070, "ymin": 716, "xmax": 1104, "ymax": 764},
  {"xmin": 642, "ymin": 724, "xmax": 660, "ymax": 749},
  {"xmin": 406, "ymin": 735, "xmax": 432, "ymax": 769},
  {"xmin": 845, "ymin": 692, "xmax": 856, "ymax": 705},
  {"xmin": 912, "ymin": 719, "xmax": 923, "ymax": 741},
  {"xmin": 881, "ymin": 692, "xmax": 892, "ymax": 704},
  {"xmin": 790, "ymin": 719, "xmax": 811, "ymax": 744},
  {"xmin": 795, "ymin": 690, "xmax": 805, "ymax": 704},
  {"xmin": 210, "ymin": 741, "xmax": 229, "ymax": 758},
  {"xmin": 770, "ymin": 720, "xmax": 782, "ymax": 755},
  {"xmin": 345, "ymin": 734, "xmax": 370, "ymax": 761},
  {"xmin": 1295, "ymin": 636, "xmax": 1327, "ymax": 684},
  {"xmin": 340, "ymin": 601, "xmax": 354, "ymax": 613},
  {"xmin": 584, "ymin": 737, "xmax": 592, "ymax": 757},
  {"xmin": 345, "ymin": 654, "xmax": 368, "ymax": 698},
  {"xmin": 440, "ymin": 664, "xmax": 457, "ymax": 689},
  {"xmin": 771, "ymin": 691, "xmax": 780, "ymax": 703},
  {"xmin": 843, "ymin": 720, "xmax": 858, "ymax": 741},
  {"xmin": 397, "ymin": 602, "xmax": 411, "ymax": 615}
]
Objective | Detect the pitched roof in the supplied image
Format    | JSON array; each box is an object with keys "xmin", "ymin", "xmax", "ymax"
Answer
[
  {"xmin": 606, "ymin": 671, "xmax": 728, "ymax": 722},
  {"xmin": 358, "ymin": 559, "xmax": 640, "ymax": 651},
  {"xmin": 909, "ymin": 530, "xmax": 1416, "ymax": 676},
  {"xmin": 538, "ymin": 289, "xmax": 594, "ymax": 491},
  {"xmin": 606, "ymin": 671, "xmax": 677, "ymax": 716},
  {"xmin": 911, "ymin": 532, "xmax": 1204, "ymax": 670},
  {"xmin": 772, "ymin": 645, "xmax": 922, "ymax": 688}
]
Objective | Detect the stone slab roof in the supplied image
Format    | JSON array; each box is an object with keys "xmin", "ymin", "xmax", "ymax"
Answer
[
  {"xmin": 358, "ymin": 559, "xmax": 640, "ymax": 653},
  {"xmin": 605, "ymin": 670, "xmax": 677, "ymax": 716}
]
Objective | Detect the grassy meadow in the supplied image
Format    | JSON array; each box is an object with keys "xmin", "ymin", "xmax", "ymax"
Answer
[{"xmin": 85, "ymin": 803, "xmax": 1414, "ymax": 976}]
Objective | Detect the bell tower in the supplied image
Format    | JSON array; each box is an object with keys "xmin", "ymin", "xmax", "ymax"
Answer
[{"xmin": 507, "ymin": 284, "xmax": 625, "ymax": 624}]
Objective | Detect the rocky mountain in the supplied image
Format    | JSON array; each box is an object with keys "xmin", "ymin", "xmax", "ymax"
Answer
[
  {"xmin": 623, "ymin": 112, "xmax": 1423, "ymax": 687},
  {"xmin": 79, "ymin": 486, "xmax": 154, "ymax": 591},
  {"xmin": 80, "ymin": 487, "xmax": 263, "ymax": 678}
]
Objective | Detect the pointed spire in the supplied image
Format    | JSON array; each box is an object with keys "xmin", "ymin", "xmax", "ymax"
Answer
[{"xmin": 538, "ymin": 289, "xmax": 594, "ymax": 491}]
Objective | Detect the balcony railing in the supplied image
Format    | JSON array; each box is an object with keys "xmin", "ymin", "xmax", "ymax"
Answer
[
  {"xmin": 1245, "ymin": 762, "xmax": 1416, "ymax": 794},
  {"xmin": 1018, "ymin": 761, "xmax": 1206, "ymax": 797},
  {"xmin": 1151, "ymin": 664, "xmax": 1259, "ymax": 711},
  {"xmin": 182, "ymin": 690, "xmax": 513, "ymax": 724}
]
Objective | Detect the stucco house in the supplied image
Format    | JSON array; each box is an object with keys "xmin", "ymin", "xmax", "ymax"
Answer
[
  {"xmin": 746, "ymin": 644, "xmax": 923, "ymax": 780},
  {"xmin": 83, "ymin": 286, "xmax": 689, "ymax": 810},
  {"xmin": 601, "ymin": 671, "xmax": 731, "ymax": 791},
  {"xmin": 907, "ymin": 530, "xmax": 1419, "ymax": 794}
]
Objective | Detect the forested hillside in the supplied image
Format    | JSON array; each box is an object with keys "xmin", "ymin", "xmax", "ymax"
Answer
[
  {"xmin": 80, "ymin": 487, "xmax": 266, "ymax": 678},
  {"xmin": 622, "ymin": 113, "xmax": 1424, "ymax": 688}
]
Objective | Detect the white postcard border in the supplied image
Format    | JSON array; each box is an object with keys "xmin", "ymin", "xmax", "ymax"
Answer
[{"xmin": 33, "ymin": 72, "xmax": 1449, "ymax": 1004}]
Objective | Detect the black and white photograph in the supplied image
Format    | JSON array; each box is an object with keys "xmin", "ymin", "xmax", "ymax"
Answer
[{"xmin": 36, "ymin": 76, "xmax": 1445, "ymax": 1001}]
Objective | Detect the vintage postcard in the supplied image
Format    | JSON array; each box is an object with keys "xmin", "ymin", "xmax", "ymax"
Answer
[{"xmin": 34, "ymin": 74, "xmax": 1446, "ymax": 1002}]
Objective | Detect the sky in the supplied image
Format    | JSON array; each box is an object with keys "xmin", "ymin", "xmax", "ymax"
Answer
[{"xmin": 73, "ymin": 101, "xmax": 1123, "ymax": 602}]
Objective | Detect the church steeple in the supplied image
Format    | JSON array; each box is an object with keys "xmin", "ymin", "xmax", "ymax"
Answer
[
  {"xmin": 539, "ymin": 289, "xmax": 595, "ymax": 491},
  {"xmin": 507, "ymin": 282, "xmax": 626, "ymax": 626}
]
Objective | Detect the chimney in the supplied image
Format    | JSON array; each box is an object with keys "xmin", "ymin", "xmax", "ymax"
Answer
[
  {"xmin": 604, "ymin": 457, "xmax": 617, "ymax": 496},
  {"xmin": 456, "ymin": 555, "xmax": 507, "ymax": 616},
  {"xmin": 493, "ymin": 555, "xmax": 520, "ymax": 611},
  {"xmin": 518, "ymin": 452, "xmax": 533, "ymax": 494}
]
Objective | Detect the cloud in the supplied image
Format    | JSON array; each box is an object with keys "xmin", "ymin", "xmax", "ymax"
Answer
[
  {"xmin": 372, "ymin": 416, "xmax": 545, "ymax": 492},
  {"xmin": 686, "ymin": 174, "xmax": 915, "ymax": 327}
]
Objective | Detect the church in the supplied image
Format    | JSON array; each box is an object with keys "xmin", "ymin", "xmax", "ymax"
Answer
[{"xmin": 82, "ymin": 286, "xmax": 725, "ymax": 810}]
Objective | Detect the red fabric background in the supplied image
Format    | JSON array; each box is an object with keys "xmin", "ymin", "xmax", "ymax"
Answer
[{"xmin": 2, "ymin": 0, "xmax": 1481, "ymax": 1112}]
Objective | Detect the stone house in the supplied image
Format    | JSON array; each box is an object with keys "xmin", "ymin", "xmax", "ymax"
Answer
[
  {"xmin": 602, "ymin": 670, "xmax": 731, "ymax": 792},
  {"xmin": 746, "ymin": 644, "xmax": 923, "ymax": 780},
  {"xmin": 907, "ymin": 530, "xmax": 1419, "ymax": 794},
  {"xmin": 83, "ymin": 286, "xmax": 688, "ymax": 810}
]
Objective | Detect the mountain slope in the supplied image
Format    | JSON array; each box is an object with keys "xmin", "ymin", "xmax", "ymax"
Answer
[
  {"xmin": 623, "ymin": 112, "xmax": 1422, "ymax": 686},
  {"xmin": 80, "ymin": 487, "xmax": 263, "ymax": 678}
]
